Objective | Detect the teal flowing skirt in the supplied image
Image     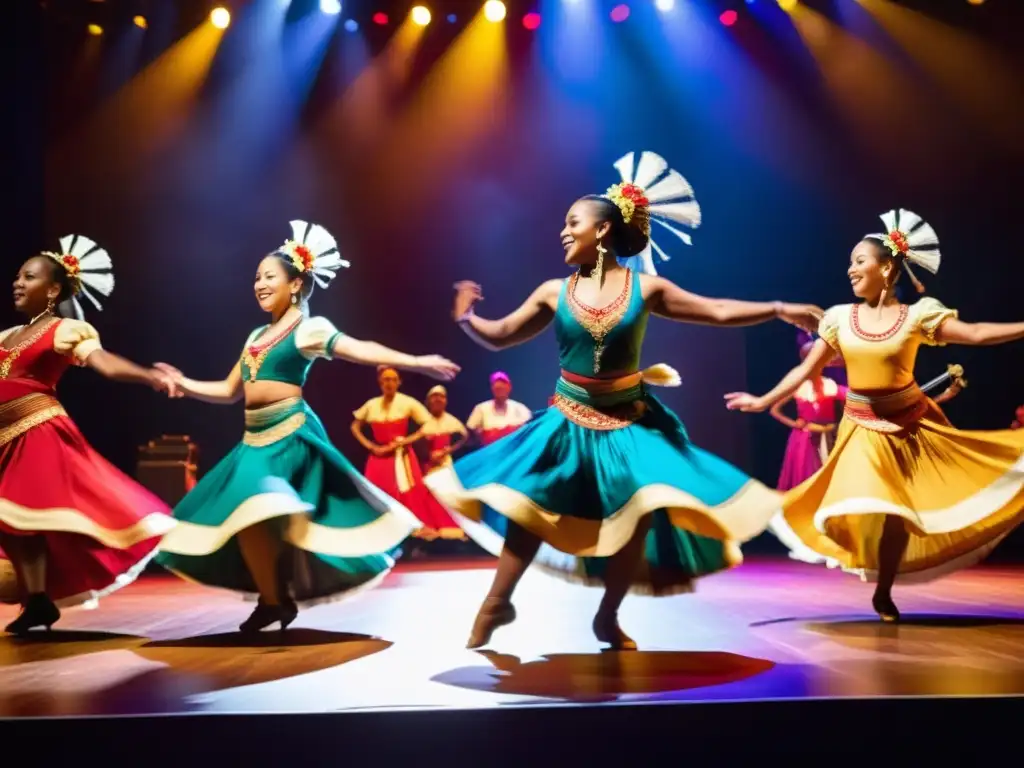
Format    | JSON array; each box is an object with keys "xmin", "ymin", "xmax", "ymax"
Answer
[
  {"xmin": 156, "ymin": 398, "xmax": 420, "ymax": 605},
  {"xmin": 426, "ymin": 391, "xmax": 781, "ymax": 595}
]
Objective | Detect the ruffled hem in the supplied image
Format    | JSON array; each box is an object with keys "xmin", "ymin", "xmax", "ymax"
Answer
[{"xmin": 426, "ymin": 466, "xmax": 779, "ymax": 556}]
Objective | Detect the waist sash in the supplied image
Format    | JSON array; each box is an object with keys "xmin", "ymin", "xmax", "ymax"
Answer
[
  {"xmin": 552, "ymin": 363, "xmax": 679, "ymax": 431},
  {"xmin": 843, "ymin": 383, "xmax": 929, "ymax": 433},
  {"xmin": 243, "ymin": 396, "xmax": 307, "ymax": 447},
  {"xmin": 0, "ymin": 392, "xmax": 66, "ymax": 447}
]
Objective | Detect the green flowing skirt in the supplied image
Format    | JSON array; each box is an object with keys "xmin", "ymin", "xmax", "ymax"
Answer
[
  {"xmin": 426, "ymin": 389, "xmax": 781, "ymax": 595},
  {"xmin": 156, "ymin": 398, "xmax": 420, "ymax": 605}
]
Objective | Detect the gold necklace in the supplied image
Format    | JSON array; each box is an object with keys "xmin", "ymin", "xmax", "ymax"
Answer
[
  {"xmin": 0, "ymin": 317, "xmax": 59, "ymax": 379},
  {"xmin": 243, "ymin": 315, "xmax": 302, "ymax": 379}
]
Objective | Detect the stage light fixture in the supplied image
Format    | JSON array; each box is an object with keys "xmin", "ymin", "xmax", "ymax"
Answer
[
  {"xmin": 210, "ymin": 7, "xmax": 230, "ymax": 28},
  {"xmin": 776, "ymin": 0, "xmax": 797, "ymax": 10},
  {"xmin": 320, "ymin": 0, "xmax": 342, "ymax": 14},
  {"xmin": 411, "ymin": 5, "xmax": 431, "ymax": 25},
  {"xmin": 655, "ymin": 0, "xmax": 674, "ymax": 12},
  {"xmin": 720, "ymin": 9, "xmax": 737, "ymax": 25},
  {"xmin": 610, "ymin": 4, "xmax": 629, "ymax": 22},
  {"xmin": 87, "ymin": 23, "xmax": 103, "ymax": 36},
  {"xmin": 522, "ymin": 12, "xmax": 540, "ymax": 30},
  {"xmin": 967, "ymin": 0, "xmax": 985, "ymax": 5},
  {"xmin": 483, "ymin": 1, "xmax": 506, "ymax": 22},
  {"xmin": 372, "ymin": 11, "xmax": 388, "ymax": 24},
  {"xmin": 133, "ymin": 15, "xmax": 147, "ymax": 29},
  {"xmin": 344, "ymin": 18, "xmax": 359, "ymax": 31}
]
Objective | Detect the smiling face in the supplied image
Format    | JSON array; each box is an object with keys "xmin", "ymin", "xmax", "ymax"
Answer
[
  {"xmin": 13, "ymin": 256, "xmax": 62, "ymax": 318},
  {"xmin": 378, "ymin": 367, "xmax": 400, "ymax": 396},
  {"xmin": 847, "ymin": 240, "xmax": 892, "ymax": 301},
  {"xmin": 254, "ymin": 255, "xmax": 302, "ymax": 315},
  {"xmin": 560, "ymin": 199, "xmax": 612, "ymax": 267}
]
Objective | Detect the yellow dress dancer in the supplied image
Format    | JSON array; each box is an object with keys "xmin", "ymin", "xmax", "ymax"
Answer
[{"xmin": 725, "ymin": 209, "xmax": 1024, "ymax": 621}]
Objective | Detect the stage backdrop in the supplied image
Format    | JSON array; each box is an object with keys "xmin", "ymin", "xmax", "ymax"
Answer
[{"xmin": 7, "ymin": 0, "xmax": 1024, "ymax": 554}]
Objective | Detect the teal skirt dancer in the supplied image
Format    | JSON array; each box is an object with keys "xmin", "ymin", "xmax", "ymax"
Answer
[{"xmin": 157, "ymin": 397, "xmax": 416, "ymax": 605}]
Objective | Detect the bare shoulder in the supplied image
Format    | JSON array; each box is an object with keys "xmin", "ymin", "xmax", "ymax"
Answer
[
  {"xmin": 637, "ymin": 273, "xmax": 673, "ymax": 300},
  {"xmin": 534, "ymin": 278, "xmax": 564, "ymax": 308}
]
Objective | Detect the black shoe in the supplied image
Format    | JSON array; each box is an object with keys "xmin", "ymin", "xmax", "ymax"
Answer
[
  {"xmin": 5, "ymin": 593, "xmax": 60, "ymax": 635},
  {"xmin": 239, "ymin": 598, "xmax": 298, "ymax": 634},
  {"xmin": 872, "ymin": 593, "xmax": 900, "ymax": 623}
]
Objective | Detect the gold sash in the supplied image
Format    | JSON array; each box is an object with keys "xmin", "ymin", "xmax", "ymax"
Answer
[{"xmin": 0, "ymin": 393, "xmax": 67, "ymax": 447}]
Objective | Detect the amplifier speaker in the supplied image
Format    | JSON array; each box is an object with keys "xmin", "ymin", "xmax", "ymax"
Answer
[{"xmin": 136, "ymin": 435, "xmax": 198, "ymax": 507}]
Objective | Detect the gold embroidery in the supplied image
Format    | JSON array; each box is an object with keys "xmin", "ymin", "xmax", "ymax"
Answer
[
  {"xmin": 0, "ymin": 318, "xmax": 59, "ymax": 379},
  {"xmin": 552, "ymin": 393, "xmax": 643, "ymax": 431},
  {"xmin": 566, "ymin": 270, "xmax": 632, "ymax": 374},
  {"xmin": 243, "ymin": 412, "xmax": 306, "ymax": 447},
  {"xmin": 0, "ymin": 393, "xmax": 66, "ymax": 446},
  {"xmin": 843, "ymin": 385, "xmax": 928, "ymax": 433},
  {"xmin": 242, "ymin": 317, "xmax": 302, "ymax": 380}
]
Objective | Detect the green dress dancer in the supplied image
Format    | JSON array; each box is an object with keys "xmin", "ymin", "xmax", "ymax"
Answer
[{"xmin": 156, "ymin": 219, "xmax": 458, "ymax": 632}]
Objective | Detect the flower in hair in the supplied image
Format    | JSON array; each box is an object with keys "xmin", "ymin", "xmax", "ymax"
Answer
[
  {"xmin": 282, "ymin": 241, "xmax": 315, "ymax": 273},
  {"xmin": 605, "ymin": 182, "xmax": 651, "ymax": 234},
  {"xmin": 883, "ymin": 229, "xmax": 910, "ymax": 257}
]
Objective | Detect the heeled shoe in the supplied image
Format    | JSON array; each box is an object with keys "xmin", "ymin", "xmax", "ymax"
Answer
[
  {"xmin": 593, "ymin": 613, "xmax": 638, "ymax": 651},
  {"xmin": 466, "ymin": 598, "xmax": 516, "ymax": 649},
  {"xmin": 872, "ymin": 593, "xmax": 900, "ymax": 623},
  {"xmin": 239, "ymin": 598, "xmax": 298, "ymax": 634},
  {"xmin": 5, "ymin": 593, "xmax": 60, "ymax": 635}
]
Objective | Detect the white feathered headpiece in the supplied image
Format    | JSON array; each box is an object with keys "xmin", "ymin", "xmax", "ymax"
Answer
[
  {"xmin": 40, "ymin": 234, "xmax": 114, "ymax": 317},
  {"xmin": 864, "ymin": 208, "xmax": 940, "ymax": 294},
  {"xmin": 276, "ymin": 219, "xmax": 349, "ymax": 288},
  {"xmin": 603, "ymin": 151, "xmax": 701, "ymax": 276}
]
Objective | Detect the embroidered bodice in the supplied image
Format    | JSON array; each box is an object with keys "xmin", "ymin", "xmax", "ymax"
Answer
[
  {"xmin": 239, "ymin": 315, "xmax": 343, "ymax": 386},
  {"xmin": 817, "ymin": 297, "xmax": 957, "ymax": 392},
  {"xmin": 0, "ymin": 318, "xmax": 102, "ymax": 391},
  {"xmin": 794, "ymin": 378, "xmax": 847, "ymax": 425},
  {"xmin": 555, "ymin": 269, "xmax": 648, "ymax": 377}
]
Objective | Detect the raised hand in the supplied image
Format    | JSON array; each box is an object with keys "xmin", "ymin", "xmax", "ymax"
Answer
[
  {"xmin": 452, "ymin": 281, "xmax": 483, "ymax": 321},
  {"xmin": 416, "ymin": 354, "xmax": 460, "ymax": 382},
  {"xmin": 724, "ymin": 391, "xmax": 768, "ymax": 413},
  {"xmin": 778, "ymin": 303, "xmax": 825, "ymax": 334}
]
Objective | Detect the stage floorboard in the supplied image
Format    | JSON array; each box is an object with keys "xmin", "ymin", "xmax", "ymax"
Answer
[{"xmin": 1, "ymin": 557, "xmax": 1021, "ymax": 718}]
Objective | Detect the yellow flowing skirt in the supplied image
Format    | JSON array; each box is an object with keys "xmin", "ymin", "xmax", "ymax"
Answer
[{"xmin": 771, "ymin": 401, "xmax": 1024, "ymax": 582}]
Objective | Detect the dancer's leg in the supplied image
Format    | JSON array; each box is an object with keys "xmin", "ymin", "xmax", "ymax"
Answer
[
  {"xmin": 1, "ymin": 532, "xmax": 59, "ymax": 633},
  {"xmin": 467, "ymin": 522, "xmax": 542, "ymax": 648},
  {"xmin": 872, "ymin": 515, "xmax": 910, "ymax": 621},
  {"xmin": 236, "ymin": 522, "xmax": 297, "ymax": 633},
  {"xmin": 593, "ymin": 516, "xmax": 652, "ymax": 650}
]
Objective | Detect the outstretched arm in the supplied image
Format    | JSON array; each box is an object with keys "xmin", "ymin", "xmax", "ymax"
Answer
[
  {"xmin": 725, "ymin": 339, "xmax": 835, "ymax": 413},
  {"xmin": 331, "ymin": 336, "xmax": 458, "ymax": 381},
  {"xmin": 453, "ymin": 279, "xmax": 560, "ymax": 351},
  {"xmin": 935, "ymin": 318, "xmax": 1024, "ymax": 346},
  {"xmin": 645, "ymin": 276, "xmax": 823, "ymax": 333},
  {"xmin": 154, "ymin": 362, "xmax": 244, "ymax": 405},
  {"xmin": 86, "ymin": 350, "xmax": 169, "ymax": 391}
]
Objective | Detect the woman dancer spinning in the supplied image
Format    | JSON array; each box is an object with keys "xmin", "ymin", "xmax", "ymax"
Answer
[
  {"xmin": 427, "ymin": 151, "xmax": 822, "ymax": 649},
  {"xmin": 726, "ymin": 209, "xmax": 1024, "ymax": 621},
  {"xmin": 1, "ymin": 236, "xmax": 177, "ymax": 634},
  {"xmin": 154, "ymin": 220, "xmax": 459, "ymax": 632}
]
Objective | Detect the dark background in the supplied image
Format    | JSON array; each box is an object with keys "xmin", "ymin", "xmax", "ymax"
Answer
[{"xmin": 3, "ymin": 0, "xmax": 1023, "ymax": 556}]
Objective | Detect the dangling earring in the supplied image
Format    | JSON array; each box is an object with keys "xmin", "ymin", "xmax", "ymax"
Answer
[
  {"xmin": 291, "ymin": 293, "xmax": 298, "ymax": 306},
  {"xmin": 593, "ymin": 238, "xmax": 607, "ymax": 286},
  {"xmin": 46, "ymin": 297, "xmax": 55, "ymax": 314}
]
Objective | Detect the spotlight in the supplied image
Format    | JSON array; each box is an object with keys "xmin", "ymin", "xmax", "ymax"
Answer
[
  {"xmin": 320, "ymin": 0, "xmax": 342, "ymax": 14},
  {"xmin": 133, "ymin": 15, "xmax": 147, "ymax": 29},
  {"xmin": 447, "ymin": 13, "xmax": 457, "ymax": 22},
  {"xmin": 483, "ymin": 1, "xmax": 506, "ymax": 22},
  {"xmin": 610, "ymin": 4, "xmax": 629, "ymax": 22},
  {"xmin": 654, "ymin": 0, "xmax": 674, "ymax": 11},
  {"xmin": 720, "ymin": 9, "xmax": 737, "ymax": 25},
  {"xmin": 344, "ymin": 18, "xmax": 359, "ymax": 31},
  {"xmin": 967, "ymin": 0, "xmax": 985, "ymax": 5},
  {"xmin": 372, "ymin": 11, "xmax": 388, "ymax": 24},
  {"xmin": 87, "ymin": 23, "xmax": 103, "ymax": 35},
  {"xmin": 411, "ymin": 5, "xmax": 431, "ymax": 25},
  {"xmin": 522, "ymin": 12, "xmax": 540, "ymax": 30},
  {"xmin": 210, "ymin": 7, "xmax": 230, "ymax": 28},
  {"xmin": 776, "ymin": 0, "xmax": 797, "ymax": 10}
]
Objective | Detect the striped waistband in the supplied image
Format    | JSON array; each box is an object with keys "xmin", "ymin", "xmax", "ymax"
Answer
[
  {"xmin": 844, "ymin": 383, "xmax": 928, "ymax": 433},
  {"xmin": 0, "ymin": 392, "xmax": 66, "ymax": 447},
  {"xmin": 243, "ymin": 397, "xmax": 306, "ymax": 447},
  {"xmin": 556, "ymin": 369, "xmax": 644, "ymax": 408}
]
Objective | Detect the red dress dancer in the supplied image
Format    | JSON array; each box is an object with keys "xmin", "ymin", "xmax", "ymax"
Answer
[
  {"xmin": 421, "ymin": 385, "xmax": 470, "ymax": 476},
  {"xmin": 467, "ymin": 371, "xmax": 532, "ymax": 446},
  {"xmin": 351, "ymin": 367, "xmax": 459, "ymax": 539},
  {"xmin": 1, "ymin": 235, "xmax": 176, "ymax": 634}
]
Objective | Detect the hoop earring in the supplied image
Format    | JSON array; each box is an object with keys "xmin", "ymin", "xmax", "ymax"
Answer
[{"xmin": 594, "ymin": 238, "xmax": 607, "ymax": 286}]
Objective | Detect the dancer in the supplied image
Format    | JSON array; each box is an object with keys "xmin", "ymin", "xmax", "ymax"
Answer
[
  {"xmin": 466, "ymin": 372, "xmax": 532, "ymax": 446},
  {"xmin": 351, "ymin": 367, "xmax": 465, "ymax": 540},
  {"xmin": 421, "ymin": 385, "xmax": 469, "ymax": 476},
  {"xmin": 427, "ymin": 151, "xmax": 822, "ymax": 649},
  {"xmin": 725, "ymin": 209, "xmax": 1024, "ymax": 621},
  {"xmin": 154, "ymin": 220, "xmax": 459, "ymax": 632},
  {"xmin": 1, "ymin": 235, "xmax": 177, "ymax": 634}
]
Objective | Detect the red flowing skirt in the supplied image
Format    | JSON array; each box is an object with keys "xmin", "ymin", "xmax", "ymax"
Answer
[
  {"xmin": 0, "ymin": 400, "xmax": 175, "ymax": 607},
  {"xmin": 364, "ymin": 450, "xmax": 463, "ymax": 538}
]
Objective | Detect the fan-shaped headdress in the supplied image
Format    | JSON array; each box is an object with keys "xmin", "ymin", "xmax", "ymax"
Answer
[
  {"xmin": 864, "ymin": 208, "xmax": 940, "ymax": 294},
  {"xmin": 40, "ymin": 234, "xmax": 114, "ymax": 318},
  {"xmin": 274, "ymin": 219, "xmax": 349, "ymax": 289}
]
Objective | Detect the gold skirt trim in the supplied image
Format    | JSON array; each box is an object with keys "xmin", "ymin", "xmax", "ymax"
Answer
[
  {"xmin": 0, "ymin": 499, "xmax": 176, "ymax": 549},
  {"xmin": 425, "ymin": 466, "xmax": 780, "ymax": 557},
  {"xmin": 551, "ymin": 393, "xmax": 644, "ymax": 431},
  {"xmin": 0, "ymin": 393, "xmax": 67, "ymax": 447},
  {"xmin": 243, "ymin": 413, "xmax": 306, "ymax": 447}
]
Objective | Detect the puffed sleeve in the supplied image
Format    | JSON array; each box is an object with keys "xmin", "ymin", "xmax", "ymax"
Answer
[
  {"xmin": 448, "ymin": 414, "xmax": 468, "ymax": 436},
  {"xmin": 352, "ymin": 398, "xmax": 373, "ymax": 421},
  {"xmin": 295, "ymin": 316, "xmax": 345, "ymax": 360},
  {"xmin": 53, "ymin": 319, "xmax": 103, "ymax": 363},
  {"xmin": 407, "ymin": 397, "xmax": 430, "ymax": 426},
  {"xmin": 914, "ymin": 297, "xmax": 958, "ymax": 346},
  {"xmin": 466, "ymin": 404, "xmax": 483, "ymax": 430},
  {"xmin": 817, "ymin": 306, "xmax": 842, "ymax": 352}
]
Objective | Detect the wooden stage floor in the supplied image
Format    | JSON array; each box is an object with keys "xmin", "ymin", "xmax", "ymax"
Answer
[{"xmin": 1, "ymin": 557, "xmax": 1022, "ymax": 717}]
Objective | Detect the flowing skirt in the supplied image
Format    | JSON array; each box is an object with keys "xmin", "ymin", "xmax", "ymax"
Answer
[
  {"xmin": 0, "ymin": 391, "xmax": 175, "ymax": 608},
  {"xmin": 777, "ymin": 427, "xmax": 834, "ymax": 491},
  {"xmin": 771, "ymin": 398, "xmax": 1024, "ymax": 583},
  {"xmin": 156, "ymin": 398, "xmax": 420, "ymax": 605},
  {"xmin": 426, "ymin": 392, "xmax": 780, "ymax": 595}
]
